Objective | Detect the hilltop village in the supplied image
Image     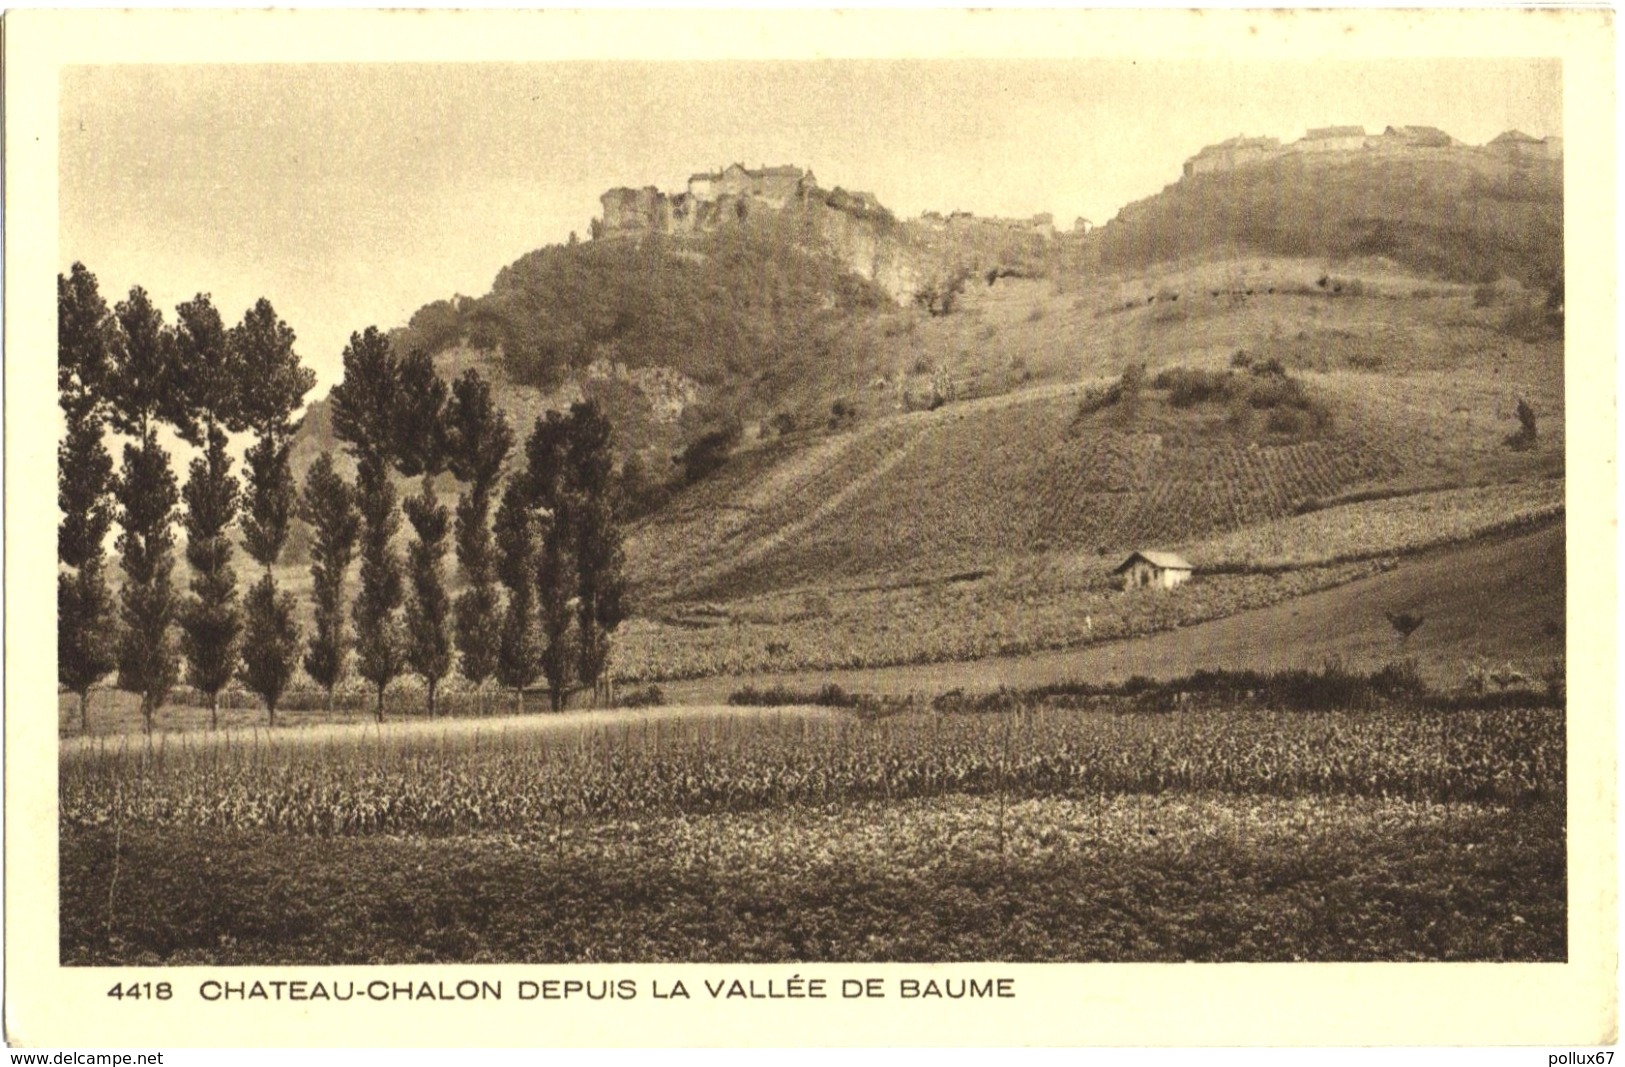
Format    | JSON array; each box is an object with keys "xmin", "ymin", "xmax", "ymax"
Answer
[
  {"xmin": 594, "ymin": 128, "xmax": 1561, "ymax": 243},
  {"xmin": 586, "ymin": 126, "xmax": 1560, "ymax": 308},
  {"xmin": 1182, "ymin": 125, "xmax": 1562, "ymax": 176},
  {"xmin": 594, "ymin": 162, "xmax": 1063, "ymax": 242}
]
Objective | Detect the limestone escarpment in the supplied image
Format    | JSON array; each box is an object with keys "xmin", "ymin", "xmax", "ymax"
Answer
[{"xmin": 591, "ymin": 163, "xmax": 1060, "ymax": 305}]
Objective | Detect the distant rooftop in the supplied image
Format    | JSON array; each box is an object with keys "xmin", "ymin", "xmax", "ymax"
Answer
[
  {"xmin": 1115, "ymin": 550, "xmax": 1194, "ymax": 574},
  {"xmin": 690, "ymin": 163, "xmax": 806, "ymax": 181}
]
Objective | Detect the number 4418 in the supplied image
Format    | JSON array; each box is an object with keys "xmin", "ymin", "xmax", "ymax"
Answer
[{"xmin": 107, "ymin": 981, "xmax": 173, "ymax": 1000}]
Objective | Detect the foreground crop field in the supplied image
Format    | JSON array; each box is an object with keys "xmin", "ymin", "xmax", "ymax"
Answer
[{"xmin": 61, "ymin": 702, "xmax": 1564, "ymax": 963}]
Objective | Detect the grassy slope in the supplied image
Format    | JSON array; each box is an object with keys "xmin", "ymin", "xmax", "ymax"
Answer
[
  {"xmin": 1090, "ymin": 146, "xmax": 1562, "ymax": 290},
  {"xmin": 630, "ymin": 258, "xmax": 1563, "ymax": 606}
]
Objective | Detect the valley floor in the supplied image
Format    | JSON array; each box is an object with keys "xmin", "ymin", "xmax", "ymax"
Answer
[
  {"xmin": 60, "ymin": 517, "xmax": 1564, "ymax": 735},
  {"xmin": 62, "ymin": 794, "xmax": 1563, "ymax": 964},
  {"xmin": 61, "ymin": 701, "xmax": 1564, "ymax": 964},
  {"xmin": 651, "ymin": 519, "xmax": 1565, "ymax": 706}
]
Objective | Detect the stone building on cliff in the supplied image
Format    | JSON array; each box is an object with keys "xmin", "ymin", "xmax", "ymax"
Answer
[
  {"xmin": 1487, "ymin": 130, "xmax": 1564, "ymax": 160},
  {"xmin": 1183, "ymin": 136, "xmax": 1285, "ymax": 177},
  {"xmin": 598, "ymin": 163, "xmax": 819, "ymax": 239},
  {"xmin": 1297, "ymin": 125, "xmax": 1368, "ymax": 153}
]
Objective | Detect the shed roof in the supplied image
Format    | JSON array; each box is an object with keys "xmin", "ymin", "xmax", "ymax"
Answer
[
  {"xmin": 1306, "ymin": 125, "xmax": 1366, "ymax": 138},
  {"xmin": 1114, "ymin": 550, "xmax": 1194, "ymax": 574}
]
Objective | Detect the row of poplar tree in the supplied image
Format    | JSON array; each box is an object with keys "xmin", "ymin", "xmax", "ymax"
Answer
[{"xmin": 58, "ymin": 262, "xmax": 627, "ymax": 734}]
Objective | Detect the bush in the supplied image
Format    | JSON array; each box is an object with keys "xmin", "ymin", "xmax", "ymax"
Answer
[
  {"xmin": 729, "ymin": 683, "xmax": 861, "ymax": 708},
  {"xmin": 619, "ymin": 685, "xmax": 666, "ymax": 708},
  {"xmin": 913, "ymin": 268, "xmax": 972, "ymax": 316},
  {"xmin": 1501, "ymin": 297, "xmax": 1555, "ymax": 341},
  {"xmin": 944, "ymin": 659, "xmax": 1441, "ymax": 714},
  {"xmin": 1074, "ymin": 364, "xmax": 1143, "ymax": 419},
  {"xmin": 1505, "ymin": 397, "xmax": 1538, "ymax": 450},
  {"xmin": 1072, "ymin": 362, "xmax": 1137, "ymax": 415},
  {"xmin": 1265, "ymin": 407, "xmax": 1308, "ymax": 434},
  {"xmin": 1155, "ymin": 367, "xmax": 1234, "ymax": 408},
  {"xmin": 828, "ymin": 398, "xmax": 858, "ymax": 430},
  {"xmin": 678, "ymin": 418, "xmax": 743, "ymax": 485},
  {"xmin": 1150, "ymin": 300, "xmax": 1189, "ymax": 324},
  {"xmin": 619, "ymin": 453, "xmax": 674, "ymax": 520},
  {"xmin": 1543, "ymin": 657, "xmax": 1565, "ymax": 705},
  {"xmin": 727, "ymin": 682, "xmax": 911, "ymax": 719},
  {"xmin": 931, "ymin": 686, "xmax": 1026, "ymax": 715},
  {"xmin": 1119, "ymin": 362, "xmax": 1146, "ymax": 402},
  {"xmin": 1073, "ymin": 385, "xmax": 1118, "ymax": 418}
]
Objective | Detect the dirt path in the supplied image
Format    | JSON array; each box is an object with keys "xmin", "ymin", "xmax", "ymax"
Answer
[{"xmin": 59, "ymin": 701, "xmax": 841, "ymax": 752}]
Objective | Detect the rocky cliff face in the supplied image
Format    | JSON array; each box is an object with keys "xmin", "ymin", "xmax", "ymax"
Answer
[
  {"xmin": 798, "ymin": 199, "xmax": 923, "ymax": 303},
  {"xmin": 594, "ymin": 169, "xmax": 1055, "ymax": 306}
]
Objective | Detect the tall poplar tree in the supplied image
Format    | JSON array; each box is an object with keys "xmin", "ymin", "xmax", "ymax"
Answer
[
  {"xmin": 493, "ymin": 478, "xmax": 542, "ymax": 714},
  {"xmin": 57, "ymin": 263, "xmax": 119, "ymax": 732},
  {"xmin": 446, "ymin": 369, "xmax": 513, "ymax": 711},
  {"xmin": 565, "ymin": 400, "xmax": 629, "ymax": 705},
  {"xmin": 395, "ymin": 350, "xmax": 454, "ymax": 717},
  {"xmin": 330, "ymin": 327, "xmax": 405, "ymax": 721},
  {"xmin": 300, "ymin": 452, "xmax": 361, "ymax": 711},
  {"xmin": 104, "ymin": 286, "xmax": 191, "ymax": 733},
  {"xmin": 522, "ymin": 411, "xmax": 577, "ymax": 712},
  {"xmin": 173, "ymin": 294, "xmax": 246, "ymax": 729},
  {"xmin": 231, "ymin": 299, "xmax": 315, "ymax": 726}
]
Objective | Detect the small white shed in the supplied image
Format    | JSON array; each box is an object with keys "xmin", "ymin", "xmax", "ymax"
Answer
[{"xmin": 1115, "ymin": 550, "xmax": 1194, "ymax": 591}]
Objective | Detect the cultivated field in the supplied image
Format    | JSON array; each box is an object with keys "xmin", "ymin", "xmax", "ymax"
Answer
[
  {"xmin": 630, "ymin": 384, "xmax": 1411, "ymax": 602},
  {"xmin": 653, "ymin": 521, "xmax": 1565, "ymax": 706},
  {"xmin": 63, "ymin": 516, "xmax": 1565, "ymax": 734},
  {"xmin": 614, "ymin": 493, "xmax": 1561, "ymax": 686},
  {"xmin": 61, "ymin": 696, "xmax": 1563, "ymax": 964},
  {"xmin": 1184, "ymin": 478, "xmax": 1562, "ymax": 569}
]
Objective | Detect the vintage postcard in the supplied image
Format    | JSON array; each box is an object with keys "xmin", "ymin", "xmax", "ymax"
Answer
[{"xmin": 5, "ymin": 6, "xmax": 1616, "ymax": 1050}]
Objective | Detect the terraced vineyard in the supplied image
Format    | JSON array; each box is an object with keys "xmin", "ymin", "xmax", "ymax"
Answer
[
  {"xmin": 616, "ymin": 560, "xmax": 1388, "ymax": 683},
  {"xmin": 630, "ymin": 417, "xmax": 925, "ymax": 598},
  {"xmin": 1186, "ymin": 479, "xmax": 1564, "ymax": 569},
  {"xmin": 615, "ymin": 478, "xmax": 1561, "ymax": 684},
  {"xmin": 631, "ymin": 385, "xmax": 1410, "ymax": 603}
]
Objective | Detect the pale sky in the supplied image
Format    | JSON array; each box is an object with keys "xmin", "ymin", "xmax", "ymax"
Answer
[{"xmin": 60, "ymin": 59, "xmax": 1561, "ymax": 395}]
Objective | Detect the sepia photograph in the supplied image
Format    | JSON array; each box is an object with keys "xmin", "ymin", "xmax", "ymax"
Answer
[{"xmin": 6, "ymin": 6, "xmax": 1616, "ymax": 1050}]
